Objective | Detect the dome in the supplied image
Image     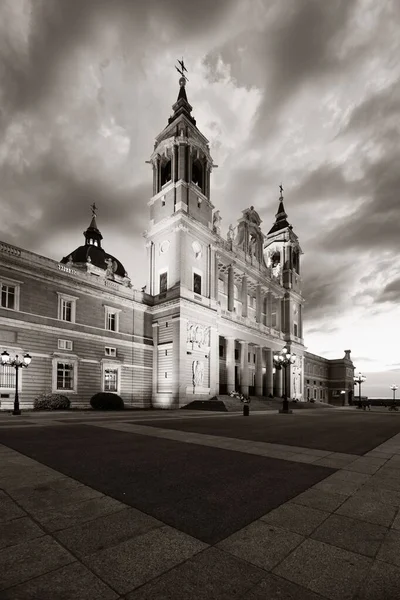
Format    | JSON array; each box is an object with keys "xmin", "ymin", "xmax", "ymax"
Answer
[
  {"xmin": 61, "ymin": 245, "xmax": 127, "ymax": 278},
  {"xmin": 60, "ymin": 207, "xmax": 128, "ymax": 279}
]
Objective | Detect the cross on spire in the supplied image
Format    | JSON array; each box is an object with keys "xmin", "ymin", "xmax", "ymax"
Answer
[
  {"xmin": 279, "ymin": 184, "xmax": 284, "ymax": 198},
  {"xmin": 175, "ymin": 58, "xmax": 189, "ymax": 82},
  {"xmin": 90, "ymin": 203, "xmax": 98, "ymax": 217}
]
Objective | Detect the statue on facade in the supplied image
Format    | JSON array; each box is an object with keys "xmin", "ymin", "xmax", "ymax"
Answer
[
  {"xmin": 212, "ymin": 210, "xmax": 222, "ymax": 234},
  {"xmin": 104, "ymin": 257, "xmax": 118, "ymax": 279},
  {"xmin": 193, "ymin": 360, "xmax": 205, "ymax": 387},
  {"xmin": 227, "ymin": 224, "xmax": 236, "ymax": 242}
]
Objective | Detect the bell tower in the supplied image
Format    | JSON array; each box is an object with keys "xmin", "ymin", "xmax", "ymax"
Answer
[
  {"xmin": 264, "ymin": 186, "xmax": 304, "ymax": 399},
  {"xmin": 144, "ymin": 61, "xmax": 219, "ymax": 409}
]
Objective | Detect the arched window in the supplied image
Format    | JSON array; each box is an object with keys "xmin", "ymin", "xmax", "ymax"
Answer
[
  {"xmin": 192, "ymin": 158, "xmax": 203, "ymax": 191},
  {"xmin": 160, "ymin": 159, "xmax": 171, "ymax": 187}
]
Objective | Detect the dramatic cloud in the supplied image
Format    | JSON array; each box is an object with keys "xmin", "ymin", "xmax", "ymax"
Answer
[{"xmin": 0, "ymin": 0, "xmax": 399, "ymax": 395}]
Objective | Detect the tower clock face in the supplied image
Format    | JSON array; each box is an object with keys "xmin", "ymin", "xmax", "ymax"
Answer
[{"xmin": 192, "ymin": 241, "xmax": 202, "ymax": 259}]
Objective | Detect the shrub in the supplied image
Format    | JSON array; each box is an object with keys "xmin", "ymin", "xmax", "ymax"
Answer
[
  {"xmin": 90, "ymin": 392, "xmax": 124, "ymax": 410},
  {"xmin": 34, "ymin": 393, "xmax": 70, "ymax": 411}
]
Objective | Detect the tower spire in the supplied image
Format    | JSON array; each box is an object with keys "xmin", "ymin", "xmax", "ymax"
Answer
[
  {"xmin": 267, "ymin": 184, "xmax": 291, "ymax": 234},
  {"xmin": 84, "ymin": 203, "xmax": 103, "ymax": 247},
  {"xmin": 168, "ymin": 58, "xmax": 196, "ymax": 126}
]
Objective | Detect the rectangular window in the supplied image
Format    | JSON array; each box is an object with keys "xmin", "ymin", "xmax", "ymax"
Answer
[
  {"xmin": 0, "ymin": 365, "xmax": 16, "ymax": 388},
  {"xmin": 104, "ymin": 368, "xmax": 118, "ymax": 392},
  {"xmin": 107, "ymin": 312, "xmax": 116, "ymax": 331},
  {"xmin": 58, "ymin": 339, "xmax": 73, "ymax": 351},
  {"xmin": 193, "ymin": 272, "xmax": 202, "ymax": 295},
  {"xmin": 293, "ymin": 323, "xmax": 298, "ymax": 337},
  {"xmin": 62, "ymin": 299, "xmax": 72, "ymax": 321},
  {"xmin": 313, "ymin": 389, "xmax": 317, "ymax": 399},
  {"xmin": 57, "ymin": 362, "xmax": 74, "ymax": 390},
  {"xmin": 105, "ymin": 347, "xmax": 116, "ymax": 357},
  {"xmin": 159, "ymin": 271, "xmax": 168, "ymax": 294},
  {"xmin": 234, "ymin": 349, "xmax": 239, "ymax": 361},
  {"xmin": 1, "ymin": 284, "xmax": 15, "ymax": 309},
  {"xmin": 219, "ymin": 345, "xmax": 224, "ymax": 358}
]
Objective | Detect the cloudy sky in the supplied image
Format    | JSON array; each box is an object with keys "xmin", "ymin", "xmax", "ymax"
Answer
[{"xmin": 1, "ymin": 0, "xmax": 399, "ymax": 396}]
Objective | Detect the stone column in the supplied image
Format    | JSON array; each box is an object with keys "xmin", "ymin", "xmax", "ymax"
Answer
[
  {"xmin": 209, "ymin": 326, "xmax": 219, "ymax": 396},
  {"xmin": 228, "ymin": 265, "xmax": 235, "ymax": 312},
  {"xmin": 275, "ymin": 296, "xmax": 281, "ymax": 331},
  {"xmin": 256, "ymin": 284, "xmax": 262, "ymax": 323},
  {"xmin": 239, "ymin": 340, "xmax": 249, "ymax": 397},
  {"xmin": 241, "ymin": 275, "xmax": 248, "ymax": 317},
  {"xmin": 265, "ymin": 348, "xmax": 274, "ymax": 396},
  {"xmin": 226, "ymin": 337, "xmax": 235, "ymax": 393},
  {"xmin": 265, "ymin": 292, "xmax": 272, "ymax": 327},
  {"xmin": 255, "ymin": 345, "xmax": 263, "ymax": 397}
]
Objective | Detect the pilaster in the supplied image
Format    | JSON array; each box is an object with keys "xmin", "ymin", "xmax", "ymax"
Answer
[
  {"xmin": 226, "ymin": 336, "xmax": 235, "ymax": 393},
  {"xmin": 240, "ymin": 340, "xmax": 249, "ymax": 397},
  {"xmin": 228, "ymin": 265, "xmax": 235, "ymax": 312},
  {"xmin": 255, "ymin": 345, "xmax": 263, "ymax": 397}
]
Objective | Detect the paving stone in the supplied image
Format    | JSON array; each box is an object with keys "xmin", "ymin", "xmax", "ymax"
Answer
[
  {"xmin": 354, "ymin": 560, "xmax": 400, "ymax": 600},
  {"xmin": 362, "ymin": 474, "xmax": 400, "ymax": 493},
  {"xmin": 311, "ymin": 513, "xmax": 388, "ymax": 557},
  {"xmin": 34, "ymin": 495, "xmax": 127, "ymax": 532},
  {"xmin": 313, "ymin": 478, "xmax": 366, "ymax": 496},
  {"xmin": 289, "ymin": 488, "xmax": 348, "ymax": 513},
  {"xmin": 376, "ymin": 529, "xmax": 400, "ymax": 567},
  {"xmin": 54, "ymin": 506, "xmax": 164, "ymax": 558},
  {"xmin": 273, "ymin": 538, "xmax": 372, "ymax": 600},
  {"xmin": 125, "ymin": 547, "xmax": 266, "ymax": 600},
  {"xmin": 12, "ymin": 478, "xmax": 103, "ymax": 512},
  {"xmin": 0, "ymin": 561, "xmax": 119, "ymax": 600},
  {"xmin": 216, "ymin": 521, "xmax": 304, "ymax": 571},
  {"xmin": 353, "ymin": 487, "xmax": 400, "ymax": 508},
  {"xmin": 313, "ymin": 456, "xmax": 359, "ymax": 468},
  {"xmin": 0, "ymin": 491, "xmax": 26, "ymax": 522},
  {"xmin": 385, "ymin": 455, "xmax": 400, "ymax": 468},
  {"xmin": 0, "ymin": 535, "xmax": 75, "ymax": 591},
  {"xmin": 241, "ymin": 573, "xmax": 327, "ymax": 600},
  {"xmin": 0, "ymin": 469, "xmax": 66, "ymax": 492},
  {"xmin": 324, "ymin": 470, "xmax": 371, "ymax": 485},
  {"xmin": 391, "ymin": 509, "xmax": 400, "ymax": 530},
  {"xmin": 260, "ymin": 503, "xmax": 329, "ymax": 536},
  {"xmin": 0, "ymin": 516, "xmax": 45, "ymax": 550},
  {"xmin": 335, "ymin": 495, "xmax": 398, "ymax": 527},
  {"xmin": 82, "ymin": 525, "xmax": 207, "ymax": 595},
  {"xmin": 342, "ymin": 457, "xmax": 388, "ymax": 475}
]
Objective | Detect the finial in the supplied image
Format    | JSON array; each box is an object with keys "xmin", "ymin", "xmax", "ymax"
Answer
[
  {"xmin": 90, "ymin": 202, "xmax": 98, "ymax": 217},
  {"xmin": 175, "ymin": 58, "xmax": 189, "ymax": 83},
  {"xmin": 279, "ymin": 184, "xmax": 284, "ymax": 198}
]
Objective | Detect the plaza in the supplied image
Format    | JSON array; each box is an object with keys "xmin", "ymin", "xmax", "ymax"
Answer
[{"xmin": 1, "ymin": 406, "xmax": 400, "ymax": 599}]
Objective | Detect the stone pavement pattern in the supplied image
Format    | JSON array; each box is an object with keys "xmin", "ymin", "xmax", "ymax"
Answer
[{"xmin": 0, "ymin": 410, "xmax": 400, "ymax": 599}]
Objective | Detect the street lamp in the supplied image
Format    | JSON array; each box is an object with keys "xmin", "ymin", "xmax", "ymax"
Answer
[
  {"xmin": 354, "ymin": 372, "xmax": 366, "ymax": 409},
  {"xmin": 1, "ymin": 351, "xmax": 32, "ymax": 415},
  {"xmin": 390, "ymin": 384, "xmax": 398, "ymax": 411},
  {"xmin": 273, "ymin": 346, "xmax": 296, "ymax": 414}
]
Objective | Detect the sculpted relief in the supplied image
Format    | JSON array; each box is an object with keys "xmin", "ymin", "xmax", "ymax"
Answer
[{"xmin": 187, "ymin": 322, "xmax": 210, "ymax": 348}]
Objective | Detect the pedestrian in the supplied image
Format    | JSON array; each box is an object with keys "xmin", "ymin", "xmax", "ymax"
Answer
[{"xmin": 367, "ymin": 399, "xmax": 371, "ymax": 411}]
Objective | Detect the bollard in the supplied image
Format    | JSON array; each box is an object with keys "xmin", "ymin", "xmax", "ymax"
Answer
[{"xmin": 243, "ymin": 404, "xmax": 250, "ymax": 416}]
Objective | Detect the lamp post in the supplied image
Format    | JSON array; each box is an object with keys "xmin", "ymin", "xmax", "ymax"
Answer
[
  {"xmin": 390, "ymin": 384, "xmax": 398, "ymax": 411},
  {"xmin": 273, "ymin": 346, "xmax": 296, "ymax": 414},
  {"xmin": 354, "ymin": 372, "xmax": 366, "ymax": 410},
  {"xmin": 1, "ymin": 351, "xmax": 32, "ymax": 415}
]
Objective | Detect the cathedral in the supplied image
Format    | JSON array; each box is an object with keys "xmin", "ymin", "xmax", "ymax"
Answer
[{"xmin": 0, "ymin": 69, "xmax": 355, "ymax": 411}]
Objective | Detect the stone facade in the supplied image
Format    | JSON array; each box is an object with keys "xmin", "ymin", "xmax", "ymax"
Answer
[{"xmin": 0, "ymin": 77, "xmax": 354, "ymax": 410}]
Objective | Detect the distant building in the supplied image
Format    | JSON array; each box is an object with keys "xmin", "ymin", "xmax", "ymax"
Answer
[{"xmin": 0, "ymin": 72, "xmax": 354, "ymax": 410}]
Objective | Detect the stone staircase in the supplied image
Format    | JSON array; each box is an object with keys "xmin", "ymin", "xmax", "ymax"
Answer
[{"xmin": 182, "ymin": 396, "xmax": 336, "ymax": 412}]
